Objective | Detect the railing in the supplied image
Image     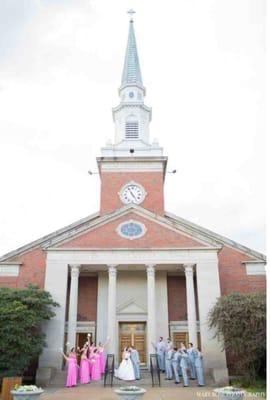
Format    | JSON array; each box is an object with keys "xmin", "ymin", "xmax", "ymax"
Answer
[
  {"xmin": 103, "ymin": 354, "xmax": 115, "ymax": 387},
  {"xmin": 150, "ymin": 354, "xmax": 161, "ymax": 387}
]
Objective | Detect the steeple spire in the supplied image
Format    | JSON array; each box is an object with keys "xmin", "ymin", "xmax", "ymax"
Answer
[
  {"xmin": 121, "ymin": 10, "xmax": 143, "ymax": 89},
  {"xmin": 100, "ymin": 11, "xmax": 163, "ymax": 158}
]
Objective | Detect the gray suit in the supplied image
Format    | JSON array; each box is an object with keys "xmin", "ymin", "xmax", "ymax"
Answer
[
  {"xmin": 130, "ymin": 349, "xmax": 140, "ymax": 380},
  {"xmin": 165, "ymin": 349, "xmax": 173, "ymax": 379},
  {"xmin": 194, "ymin": 350, "xmax": 205, "ymax": 386},
  {"xmin": 171, "ymin": 351, "xmax": 181, "ymax": 383},
  {"xmin": 180, "ymin": 350, "xmax": 190, "ymax": 387},
  {"xmin": 155, "ymin": 341, "xmax": 166, "ymax": 371},
  {"xmin": 187, "ymin": 348, "xmax": 197, "ymax": 379}
]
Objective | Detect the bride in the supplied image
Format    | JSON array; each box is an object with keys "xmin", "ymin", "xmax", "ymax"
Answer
[{"xmin": 115, "ymin": 347, "xmax": 135, "ymax": 381}]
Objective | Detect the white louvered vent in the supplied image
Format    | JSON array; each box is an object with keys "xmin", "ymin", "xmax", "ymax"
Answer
[{"xmin": 125, "ymin": 121, "xmax": 139, "ymax": 139}]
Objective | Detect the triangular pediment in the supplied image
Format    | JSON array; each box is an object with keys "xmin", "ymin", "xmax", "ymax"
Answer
[
  {"xmin": 44, "ymin": 204, "xmax": 221, "ymax": 249},
  {"xmin": 0, "ymin": 204, "xmax": 265, "ymax": 262},
  {"xmin": 117, "ymin": 299, "xmax": 146, "ymax": 315}
]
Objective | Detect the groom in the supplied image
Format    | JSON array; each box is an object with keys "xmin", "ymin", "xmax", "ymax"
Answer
[{"xmin": 130, "ymin": 346, "xmax": 141, "ymax": 380}]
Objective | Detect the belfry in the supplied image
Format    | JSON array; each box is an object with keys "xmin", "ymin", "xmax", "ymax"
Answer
[{"xmin": 0, "ymin": 12, "xmax": 266, "ymax": 386}]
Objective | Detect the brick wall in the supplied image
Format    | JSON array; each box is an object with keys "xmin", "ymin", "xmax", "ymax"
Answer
[
  {"xmin": 167, "ymin": 276, "xmax": 187, "ymax": 321},
  {"xmin": 218, "ymin": 246, "xmax": 266, "ymax": 295},
  {"xmin": 167, "ymin": 275, "xmax": 199, "ymax": 322},
  {"xmin": 66, "ymin": 276, "xmax": 98, "ymax": 321},
  {"xmin": 100, "ymin": 171, "xmax": 165, "ymax": 215},
  {"xmin": 0, "ymin": 248, "xmax": 46, "ymax": 289},
  {"xmin": 58, "ymin": 212, "xmax": 206, "ymax": 249}
]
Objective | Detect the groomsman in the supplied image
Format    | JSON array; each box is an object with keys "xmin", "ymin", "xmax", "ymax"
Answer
[
  {"xmin": 171, "ymin": 348, "xmax": 181, "ymax": 384},
  {"xmin": 165, "ymin": 346, "xmax": 173, "ymax": 380},
  {"xmin": 187, "ymin": 343, "xmax": 197, "ymax": 380},
  {"xmin": 130, "ymin": 346, "xmax": 141, "ymax": 380},
  {"xmin": 179, "ymin": 349, "xmax": 190, "ymax": 387},
  {"xmin": 152, "ymin": 337, "xmax": 166, "ymax": 372},
  {"xmin": 166, "ymin": 338, "xmax": 173, "ymax": 351},
  {"xmin": 194, "ymin": 348, "xmax": 205, "ymax": 386}
]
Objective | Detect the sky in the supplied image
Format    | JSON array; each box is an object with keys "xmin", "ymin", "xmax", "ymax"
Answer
[{"xmin": 0, "ymin": 0, "xmax": 266, "ymax": 255}]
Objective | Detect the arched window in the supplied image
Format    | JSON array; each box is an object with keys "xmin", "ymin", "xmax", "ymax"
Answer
[{"xmin": 125, "ymin": 115, "xmax": 139, "ymax": 139}]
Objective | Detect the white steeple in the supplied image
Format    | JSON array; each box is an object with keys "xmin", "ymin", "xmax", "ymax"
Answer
[{"xmin": 101, "ymin": 11, "xmax": 163, "ymax": 157}]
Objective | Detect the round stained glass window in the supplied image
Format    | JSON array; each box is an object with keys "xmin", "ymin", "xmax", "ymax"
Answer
[{"xmin": 117, "ymin": 220, "xmax": 146, "ymax": 240}]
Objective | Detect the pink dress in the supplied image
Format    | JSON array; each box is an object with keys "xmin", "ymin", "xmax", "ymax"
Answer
[
  {"xmin": 88, "ymin": 352, "xmax": 93, "ymax": 379},
  {"xmin": 66, "ymin": 354, "xmax": 78, "ymax": 387},
  {"xmin": 91, "ymin": 353, "xmax": 101, "ymax": 381},
  {"xmin": 80, "ymin": 356, "xmax": 90, "ymax": 384},
  {"xmin": 99, "ymin": 348, "xmax": 106, "ymax": 374}
]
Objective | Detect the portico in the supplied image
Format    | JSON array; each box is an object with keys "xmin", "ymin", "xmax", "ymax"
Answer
[{"xmin": 39, "ymin": 247, "xmax": 228, "ymax": 382}]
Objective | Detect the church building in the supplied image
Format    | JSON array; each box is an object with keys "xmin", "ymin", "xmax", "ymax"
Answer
[{"xmin": 0, "ymin": 14, "xmax": 266, "ymax": 385}]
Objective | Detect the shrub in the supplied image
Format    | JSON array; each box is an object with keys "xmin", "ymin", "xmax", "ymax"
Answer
[
  {"xmin": 0, "ymin": 285, "xmax": 59, "ymax": 379},
  {"xmin": 208, "ymin": 292, "xmax": 266, "ymax": 381}
]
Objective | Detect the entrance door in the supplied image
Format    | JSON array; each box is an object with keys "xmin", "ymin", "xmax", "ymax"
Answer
[{"xmin": 119, "ymin": 322, "xmax": 146, "ymax": 364}]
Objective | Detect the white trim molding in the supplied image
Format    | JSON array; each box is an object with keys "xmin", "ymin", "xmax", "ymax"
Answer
[
  {"xmin": 0, "ymin": 262, "xmax": 21, "ymax": 277},
  {"xmin": 244, "ymin": 261, "xmax": 266, "ymax": 276}
]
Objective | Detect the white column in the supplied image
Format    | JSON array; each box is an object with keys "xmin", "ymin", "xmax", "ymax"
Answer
[
  {"xmin": 38, "ymin": 260, "xmax": 68, "ymax": 370},
  {"xmin": 184, "ymin": 264, "xmax": 198, "ymax": 348},
  {"xmin": 146, "ymin": 264, "xmax": 156, "ymax": 363},
  {"xmin": 67, "ymin": 264, "xmax": 80, "ymax": 348},
  {"xmin": 107, "ymin": 265, "xmax": 117, "ymax": 354},
  {"xmin": 196, "ymin": 256, "xmax": 228, "ymax": 384}
]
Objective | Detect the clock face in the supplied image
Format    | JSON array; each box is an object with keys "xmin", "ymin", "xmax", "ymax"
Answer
[
  {"xmin": 119, "ymin": 183, "xmax": 146, "ymax": 205},
  {"xmin": 129, "ymin": 91, "xmax": 134, "ymax": 98}
]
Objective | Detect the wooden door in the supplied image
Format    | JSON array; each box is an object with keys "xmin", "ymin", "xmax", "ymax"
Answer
[
  {"xmin": 172, "ymin": 332, "xmax": 201, "ymax": 349},
  {"xmin": 76, "ymin": 333, "xmax": 88, "ymax": 349},
  {"xmin": 119, "ymin": 322, "xmax": 146, "ymax": 364},
  {"xmin": 173, "ymin": 332, "xmax": 189, "ymax": 348},
  {"xmin": 134, "ymin": 334, "xmax": 146, "ymax": 363}
]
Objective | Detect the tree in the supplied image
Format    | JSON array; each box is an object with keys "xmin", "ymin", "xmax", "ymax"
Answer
[
  {"xmin": 0, "ymin": 285, "xmax": 59, "ymax": 379},
  {"xmin": 208, "ymin": 292, "xmax": 266, "ymax": 381}
]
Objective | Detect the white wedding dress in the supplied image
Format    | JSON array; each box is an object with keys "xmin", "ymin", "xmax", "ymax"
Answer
[{"xmin": 115, "ymin": 351, "xmax": 135, "ymax": 381}]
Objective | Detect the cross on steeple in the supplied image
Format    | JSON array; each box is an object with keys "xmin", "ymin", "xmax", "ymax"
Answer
[{"xmin": 127, "ymin": 9, "xmax": 136, "ymax": 22}]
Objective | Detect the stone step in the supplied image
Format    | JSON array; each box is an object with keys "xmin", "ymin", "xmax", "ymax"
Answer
[{"xmin": 49, "ymin": 369, "xmax": 215, "ymax": 388}]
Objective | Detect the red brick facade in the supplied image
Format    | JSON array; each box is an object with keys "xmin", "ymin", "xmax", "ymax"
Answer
[
  {"xmin": 100, "ymin": 171, "xmax": 165, "ymax": 215},
  {"xmin": 0, "ymin": 248, "xmax": 46, "ymax": 289},
  {"xmin": 218, "ymin": 246, "xmax": 266, "ymax": 295},
  {"xmin": 167, "ymin": 276, "xmax": 187, "ymax": 321},
  {"xmin": 66, "ymin": 276, "xmax": 98, "ymax": 321}
]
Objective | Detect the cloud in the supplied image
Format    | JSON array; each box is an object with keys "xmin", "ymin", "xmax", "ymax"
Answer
[{"xmin": 0, "ymin": 0, "xmax": 265, "ymax": 255}]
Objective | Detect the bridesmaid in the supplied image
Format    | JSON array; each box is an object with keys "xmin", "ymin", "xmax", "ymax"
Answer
[
  {"xmin": 60, "ymin": 347, "xmax": 78, "ymax": 387},
  {"xmin": 91, "ymin": 348, "xmax": 102, "ymax": 381},
  {"xmin": 79, "ymin": 344, "xmax": 90, "ymax": 384},
  {"xmin": 87, "ymin": 334, "xmax": 95, "ymax": 379},
  {"xmin": 97, "ymin": 337, "xmax": 110, "ymax": 374}
]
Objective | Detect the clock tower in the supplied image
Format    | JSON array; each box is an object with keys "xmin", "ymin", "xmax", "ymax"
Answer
[{"xmin": 97, "ymin": 11, "xmax": 167, "ymax": 215}]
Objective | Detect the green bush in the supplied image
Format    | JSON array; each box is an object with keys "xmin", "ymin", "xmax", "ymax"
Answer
[
  {"xmin": 208, "ymin": 292, "xmax": 266, "ymax": 382},
  {"xmin": 0, "ymin": 285, "xmax": 59, "ymax": 379}
]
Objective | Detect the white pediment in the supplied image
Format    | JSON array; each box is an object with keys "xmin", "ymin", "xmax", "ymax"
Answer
[{"xmin": 117, "ymin": 299, "xmax": 146, "ymax": 315}]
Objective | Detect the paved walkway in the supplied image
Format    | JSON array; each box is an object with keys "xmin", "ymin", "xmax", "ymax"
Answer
[{"xmin": 42, "ymin": 385, "xmax": 265, "ymax": 400}]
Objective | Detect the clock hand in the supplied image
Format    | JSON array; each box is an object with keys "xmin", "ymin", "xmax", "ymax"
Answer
[{"xmin": 128, "ymin": 187, "xmax": 137, "ymax": 201}]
